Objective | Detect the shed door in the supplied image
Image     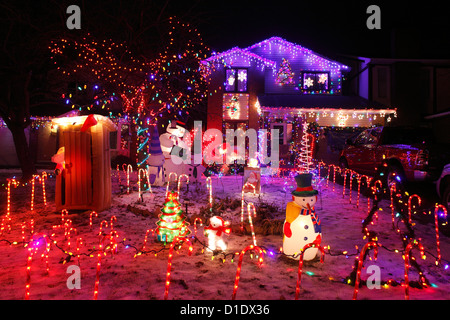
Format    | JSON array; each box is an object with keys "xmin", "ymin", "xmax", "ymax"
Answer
[{"xmin": 63, "ymin": 130, "xmax": 93, "ymax": 207}]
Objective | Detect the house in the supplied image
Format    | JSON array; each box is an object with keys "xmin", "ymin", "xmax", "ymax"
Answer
[
  {"xmin": 343, "ymin": 56, "xmax": 450, "ymax": 144},
  {"xmin": 201, "ymin": 36, "xmax": 396, "ymax": 164}
]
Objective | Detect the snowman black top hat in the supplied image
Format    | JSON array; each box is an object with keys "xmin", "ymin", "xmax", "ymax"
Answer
[{"xmin": 292, "ymin": 173, "xmax": 318, "ymax": 197}]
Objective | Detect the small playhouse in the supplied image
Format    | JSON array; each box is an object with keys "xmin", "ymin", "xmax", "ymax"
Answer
[{"xmin": 51, "ymin": 114, "xmax": 117, "ymax": 212}]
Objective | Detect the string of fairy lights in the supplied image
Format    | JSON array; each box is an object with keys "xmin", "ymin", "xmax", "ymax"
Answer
[{"xmin": 0, "ymin": 160, "xmax": 448, "ymax": 299}]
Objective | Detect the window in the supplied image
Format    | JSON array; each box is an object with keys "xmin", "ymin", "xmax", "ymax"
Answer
[
  {"xmin": 301, "ymin": 71, "xmax": 330, "ymax": 93},
  {"xmin": 225, "ymin": 68, "xmax": 248, "ymax": 92}
]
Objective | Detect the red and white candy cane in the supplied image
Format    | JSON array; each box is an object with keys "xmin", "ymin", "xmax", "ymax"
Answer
[
  {"xmin": 434, "ymin": 204, "xmax": 448, "ymax": 265},
  {"xmin": 404, "ymin": 240, "xmax": 426, "ymax": 300},
  {"xmin": 141, "ymin": 229, "xmax": 155, "ymax": 252},
  {"xmin": 177, "ymin": 174, "xmax": 189, "ymax": 200},
  {"xmin": 25, "ymin": 234, "xmax": 51, "ymax": 300},
  {"xmin": 193, "ymin": 218, "xmax": 203, "ymax": 238},
  {"xmin": 126, "ymin": 164, "xmax": 133, "ymax": 194},
  {"xmin": 89, "ymin": 211, "xmax": 98, "ymax": 230},
  {"xmin": 407, "ymin": 194, "xmax": 421, "ymax": 225},
  {"xmin": 98, "ymin": 220, "xmax": 108, "ymax": 236},
  {"xmin": 295, "ymin": 243, "xmax": 325, "ymax": 300},
  {"xmin": 164, "ymin": 237, "xmax": 193, "ymax": 300},
  {"xmin": 246, "ymin": 203, "xmax": 258, "ymax": 247},
  {"xmin": 94, "ymin": 235, "xmax": 112, "ymax": 300},
  {"xmin": 232, "ymin": 244, "xmax": 264, "ymax": 300},
  {"xmin": 206, "ymin": 176, "xmax": 213, "ymax": 213},
  {"xmin": 165, "ymin": 172, "xmax": 178, "ymax": 199},
  {"xmin": 353, "ymin": 241, "xmax": 378, "ymax": 300},
  {"xmin": 240, "ymin": 182, "xmax": 256, "ymax": 231}
]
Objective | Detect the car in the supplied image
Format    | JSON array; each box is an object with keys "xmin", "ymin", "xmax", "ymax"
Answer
[
  {"xmin": 339, "ymin": 126, "xmax": 436, "ymax": 188},
  {"xmin": 437, "ymin": 163, "xmax": 450, "ymax": 211}
]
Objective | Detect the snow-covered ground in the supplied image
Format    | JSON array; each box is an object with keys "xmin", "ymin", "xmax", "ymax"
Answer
[{"xmin": 0, "ymin": 168, "xmax": 449, "ymax": 300}]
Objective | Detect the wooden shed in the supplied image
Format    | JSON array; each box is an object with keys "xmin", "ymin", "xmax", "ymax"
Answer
[{"xmin": 51, "ymin": 114, "xmax": 116, "ymax": 212}]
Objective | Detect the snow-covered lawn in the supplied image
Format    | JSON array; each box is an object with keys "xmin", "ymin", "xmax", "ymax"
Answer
[{"xmin": 0, "ymin": 169, "xmax": 449, "ymax": 300}]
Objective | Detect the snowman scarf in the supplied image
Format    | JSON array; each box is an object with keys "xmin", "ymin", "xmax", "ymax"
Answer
[{"xmin": 300, "ymin": 208, "xmax": 321, "ymax": 233}]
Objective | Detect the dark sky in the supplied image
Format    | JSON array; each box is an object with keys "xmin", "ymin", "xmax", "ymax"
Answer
[{"xmin": 190, "ymin": 0, "xmax": 450, "ymax": 59}]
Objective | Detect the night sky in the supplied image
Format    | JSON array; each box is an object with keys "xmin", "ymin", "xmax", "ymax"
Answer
[{"xmin": 191, "ymin": 0, "xmax": 450, "ymax": 59}]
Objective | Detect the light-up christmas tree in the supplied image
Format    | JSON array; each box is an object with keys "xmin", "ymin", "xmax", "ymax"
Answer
[
  {"xmin": 156, "ymin": 191, "xmax": 191, "ymax": 243},
  {"xmin": 276, "ymin": 58, "xmax": 294, "ymax": 85}
]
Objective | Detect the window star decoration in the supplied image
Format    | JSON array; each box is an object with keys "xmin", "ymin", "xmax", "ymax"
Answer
[
  {"xmin": 304, "ymin": 77, "xmax": 314, "ymax": 88},
  {"xmin": 283, "ymin": 173, "xmax": 322, "ymax": 261},
  {"xmin": 156, "ymin": 191, "xmax": 191, "ymax": 243},
  {"xmin": 318, "ymin": 73, "xmax": 328, "ymax": 84},
  {"xmin": 276, "ymin": 58, "xmax": 294, "ymax": 85},
  {"xmin": 204, "ymin": 216, "xmax": 231, "ymax": 251}
]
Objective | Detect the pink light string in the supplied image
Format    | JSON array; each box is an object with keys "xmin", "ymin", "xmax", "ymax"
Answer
[
  {"xmin": 434, "ymin": 204, "xmax": 448, "ymax": 265},
  {"xmin": 177, "ymin": 174, "xmax": 189, "ymax": 200},
  {"xmin": 231, "ymin": 244, "xmax": 264, "ymax": 300},
  {"xmin": 295, "ymin": 243, "xmax": 325, "ymax": 300},
  {"xmin": 407, "ymin": 194, "xmax": 421, "ymax": 225},
  {"xmin": 353, "ymin": 241, "xmax": 378, "ymax": 300},
  {"xmin": 164, "ymin": 237, "xmax": 193, "ymax": 300},
  {"xmin": 240, "ymin": 182, "xmax": 256, "ymax": 231},
  {"xmin": 165, "ymin": 172, "xmax": 178, "ymax": 199},
  {"xmin": 404, "ymin": 240, "xmax": 426, "ymax": 300}
]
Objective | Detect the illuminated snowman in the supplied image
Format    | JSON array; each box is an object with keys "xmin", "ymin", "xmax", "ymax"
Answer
[
  {"xmin": 283, "ymin": 173, "xmax": 322, "ymax": 261},
  {"xmin": 204, "ymin": 216, "xmax": 231, "ymax": 252}
]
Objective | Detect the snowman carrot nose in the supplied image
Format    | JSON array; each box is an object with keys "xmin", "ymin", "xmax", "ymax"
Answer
[{"xmin": 306, "ymin": 202, "xmax": 311, "ymax": 210}]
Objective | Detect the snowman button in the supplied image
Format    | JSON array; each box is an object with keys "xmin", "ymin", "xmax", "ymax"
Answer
[
  {"xmin": 304, "ymin": 237, "xmax": 308, "ymax": 241},
  {"xmin": 304, "ymin": 225, "xmax": 309, "ymax": 229}
]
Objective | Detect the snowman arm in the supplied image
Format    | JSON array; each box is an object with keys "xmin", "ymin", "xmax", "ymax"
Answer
[
  {"xmin": 283, "ymin": 222, "xmax": 292, "ymax": 238},
  {"xmin": 285, "ymin": 202, "xmax": 300, "ymax": 224}
]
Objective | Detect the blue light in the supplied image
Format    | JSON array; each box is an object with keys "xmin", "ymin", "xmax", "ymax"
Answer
[{"xmin": 396, "ymin": 175, "xmax": 401, "ymax": 182}]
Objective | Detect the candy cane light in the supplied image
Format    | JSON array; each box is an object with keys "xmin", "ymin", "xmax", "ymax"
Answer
[
  {"xmin": 232, "ymin": 244, "xmax": 264, "ymax": 300},
  {"xmin": 434, "ymin": 204, "xmax": 448, "ymax": 265},
  {"xmin": 404, "ymin": 240, "xmax": 426, "ymax": 300}
]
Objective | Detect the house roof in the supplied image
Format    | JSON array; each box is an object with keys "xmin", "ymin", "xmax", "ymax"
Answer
[
  {"xmin": 201, "ymin": 36, "xmax": 349, "ymax": 71},
  {"xmin": 257, "ymin": 94, "xmax": 393, "ymax": 111},
  {"xmin": 246, "ymin": 36, "xmax": 349, "ymax": 71},
  {"xmin": 201, "ymin": 47, "xmax": 277, "ymax": 69}
]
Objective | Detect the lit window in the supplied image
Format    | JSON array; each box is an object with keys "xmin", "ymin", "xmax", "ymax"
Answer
[{"xmin": 225, "ymin": 68, "xmax": 247, "ymax": 92}]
